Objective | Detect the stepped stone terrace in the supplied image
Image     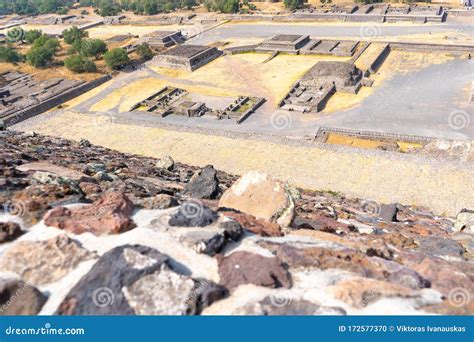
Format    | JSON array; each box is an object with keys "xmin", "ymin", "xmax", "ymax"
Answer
[{"xmin": 152, "ymin": 45, "xmax": 223, "ymax": 71}]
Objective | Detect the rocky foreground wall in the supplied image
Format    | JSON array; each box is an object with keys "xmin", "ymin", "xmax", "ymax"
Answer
[{"xmin": 0, "ymin": 131, "xmax": 472, "ymax": 315}]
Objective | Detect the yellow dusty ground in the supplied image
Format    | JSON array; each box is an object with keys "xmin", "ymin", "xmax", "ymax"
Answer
[
  {"xmin": 26, "ymin": 111, "xmax": 474, "ymax": 216},
  {"xmin": 397, "ymin": 141, "xmax": 423, "ymax": 153},
  {"xmin": 326, "ymin": 133, "xmax": 386, "ymax": 149},
  {"xmin": 85, "ymin": 25, "xmax": 184, "ymax": 40},
  {"xmin": 92, "ymin": 53, "xmax": 351, "ymax": 112},
  {"xmin": 89, "ymin": 76, "xmax": 238, "ymax": 113},
  {"xmin": 376, "ymin": 31, "xmax": 473, "ymax": 46},
  {"xmin": 151, "ymin": 53, "xmax": 351, "ymax": 105},
  {"xmin": 250, "ymin": 1, "xmax": 286, "ymax": 12},
  {"xmin": 0, "ymin": 61, "xmax": 103, "ymax": 82},
  {"xmin": 375, "ymin": 50, "xmax": 455, "ymax": 81}
]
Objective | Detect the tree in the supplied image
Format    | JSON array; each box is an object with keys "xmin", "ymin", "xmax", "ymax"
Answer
[
  {"xmin": 283, "ymin": 0, "xmax": 304, "ymax": 10},
  {"xmin": 32, "ymin": 35, "xmax": 59, "ymax": 52},
  {"xmin": 98, "ymin": 1, "xmax": 120, "ymax": 16},
  {"xmin": 64, "ymin": 55, "xmax": 97, "ymax": 73},
  {"xmin": 104, "ymin": 48, "xmax": 129, "ymax": 69},
  {"xmin": 43, "ymin": 37, "xmax": 60, "ymax": 53},
  {"xmin": 205, "ymin": 0, "xmax": 239, "ymax": 13},
  {"xmin": 26, "ymin": 46, "xmax": 54, "ymax": 67},
  {"xmin": 135, "ymin": 43, "xmax": 153, "ymax": 61},
  {"xmin": 63, "ymin": 26, "xmax": 87, "ymax": 45},
  {"xmin": 25, "ymin": 29, "xmax": 43, "ymax": 44},
  {"xmin": 79, "ymin": 38, "xmax": 107, "ymax": 58},
  {"xmin": 0, "ymin": 45, "xmax": 22, "ymax": 63}
]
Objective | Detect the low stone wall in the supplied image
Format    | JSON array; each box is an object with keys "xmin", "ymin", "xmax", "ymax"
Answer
[
  {"xmin": 236, "ymin": 97, "xmax": 265, "ymax": 124},
  {"xmin": 78, "ymin": 20, "xmax": 104, "ymax": 31},
  {"xmin": 366, "ymin": 44, "xmax": 391, "ymax": 76},
  {"xmin": 389, "ymin": 42, "xmax": 474, "ymax": 54},
  {"xmin": 3, "ymin": 75, "xmax": 111, "ymax": 128},
  {"xmin": 224, "ymin": 45, "xmax": 257, "ymax": 55},
  {"xmin": 225, "ymin": 11, "xmax": 445, "ymax": 24}
]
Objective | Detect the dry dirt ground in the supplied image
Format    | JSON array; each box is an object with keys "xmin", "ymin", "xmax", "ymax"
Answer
[{"xmin": 21, "ymin": 111, "xmax": 473, "ymax": 217}]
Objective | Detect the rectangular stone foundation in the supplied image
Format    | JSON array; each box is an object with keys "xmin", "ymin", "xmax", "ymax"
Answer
[{"xmin": 152, "ymin": 45, "xmax": 223, "ymax": 71}]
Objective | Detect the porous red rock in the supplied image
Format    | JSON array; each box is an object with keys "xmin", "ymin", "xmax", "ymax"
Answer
[
  {"xmin": 44, "ymin": 192, "xmax": 134, "ymax": 235},
  {"xmin": 217, "ymin": 251, "xmax": 291, "ymax": 290},
  {"xmin": 221, "ymin": 211, "xmax": 283, "ymax": 237}
]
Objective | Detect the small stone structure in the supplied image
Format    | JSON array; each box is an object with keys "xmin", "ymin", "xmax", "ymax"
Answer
[
  {"xmin": 258, "ymin": 34, "xmax": 310, "ymax": 52},
  {"xmin": 152, "ymin": 45, "xmax": 222, "ymax": 71},
  {"xmin": 26, "ymin": 14, "xmax": 78, "ymax": 25},
  {"xmin": 301, "ymin": 61, "xmax": 363, "ymax": 94},
  {"xmin": 280, "ymin": 61, "xmax": 364, "ymax": 113},
  {"xmin": 256, "ymin": 35, "xmax": 359, "ymax": 57},
  {"xmin": 106, "ymin": 35, "xmax": 134, "ymax": 43},
  {"xmin": 140, "ymin": 31, "xmax": 185, "ymax": 48},
  {"xmin": 131, "ymin": 86, "xmax": 263, "ymax": 123}
]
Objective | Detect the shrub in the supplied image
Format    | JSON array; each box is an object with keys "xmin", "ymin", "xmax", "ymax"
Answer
[
  {"xmin": 135, "ymin": 43, "xmax": 154, "ymax": 61},
  {"xmin": 79, "ymin": 38, "xmax": 107, "ymax": 58},
  {"xmin": 0, "ymin": 45, "xmax": 21, "ymax": 63},
  {"xmin": 26, "ymin": 46, "xmax": 54, "ymax": 67},
  {"xmin": 25, "ymin": 29, "xmax": 43, "ymax": 44},
  {"xmin": 64, "ymin": 55, "xmax": 97, "ymax": 73},
  {"xmin": 283, "ymin": 0, "xmax": 304, "ymax": 10},
  {"xmin": 104, "ymin": 48, "xmax": 129, "ymax": 69},
  {"xmin": 63, "ymin": 26, "xmax": 87, "ymax": 45},
  {"xmin": 32, "ymin": 35, "xmax": 60, "ymax": 53}
]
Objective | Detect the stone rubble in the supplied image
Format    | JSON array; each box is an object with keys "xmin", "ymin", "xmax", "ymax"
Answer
[{"xmin": 0, "ymin": 131, "xmax": 472, "ymax": 315}]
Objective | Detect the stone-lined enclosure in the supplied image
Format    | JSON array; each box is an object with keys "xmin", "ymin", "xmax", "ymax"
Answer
[{"xmin": 131, "ymin": 86, "xmax": 264, "ymax": 124}]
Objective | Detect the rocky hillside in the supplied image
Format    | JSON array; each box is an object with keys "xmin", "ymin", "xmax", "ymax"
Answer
[{"xmin": 0, "ymin": 130, "xmax": 472, "ymax": 315}]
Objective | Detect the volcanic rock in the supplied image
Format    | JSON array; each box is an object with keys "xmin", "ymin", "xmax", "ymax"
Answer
[
  {"xmin": 219, "ymin": 172, "xmax": 295, "ymax": 227},
  {"xmin": 379, "ymin": 203, "xmax": 398, "ymax": 222},
  {"xmin": 16, "ymin": 162, "xmax": 93, "ymax": 183},
  {"xmin": 221, "ymin": 210, "xmax": 282, "ymax": 237},
  {"xmin": 182, "ymin": 165, "xmax": 221, "ymax": 199},
  {"xmin": 155, "ymin": 156, "xmax": 174, "ymax": 171},
  {"xmin": 327, "ymin": 278, "xmax": 420, "ymax": 308},
  {"xmin": 0, "ymin": 235, "xmax": 94, "ymax": 286},
  {"xmin": 135, "ymin": 194, "xmax": 179, "ymax": 210},
  {"xmin": 0, "ymin": 222, "xmax": 23, "ymax": 243},
  {"xmin": 168, "ymin": 202, "xmax": 218, "ymax": 227},
  {"xmin": 44, "ymin": 192, "xmax": 135, "ymax": 235},
  {"xmin": 0, "ymin": 277, "xmax": 47, "ymax": 315},
  {"xmin": 56, "ymin": 245, "xmax": 225, "ymax": 315},
  {"xmin": 217, "ymin": 251, "xmax": 291, "ymax": 290}
]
